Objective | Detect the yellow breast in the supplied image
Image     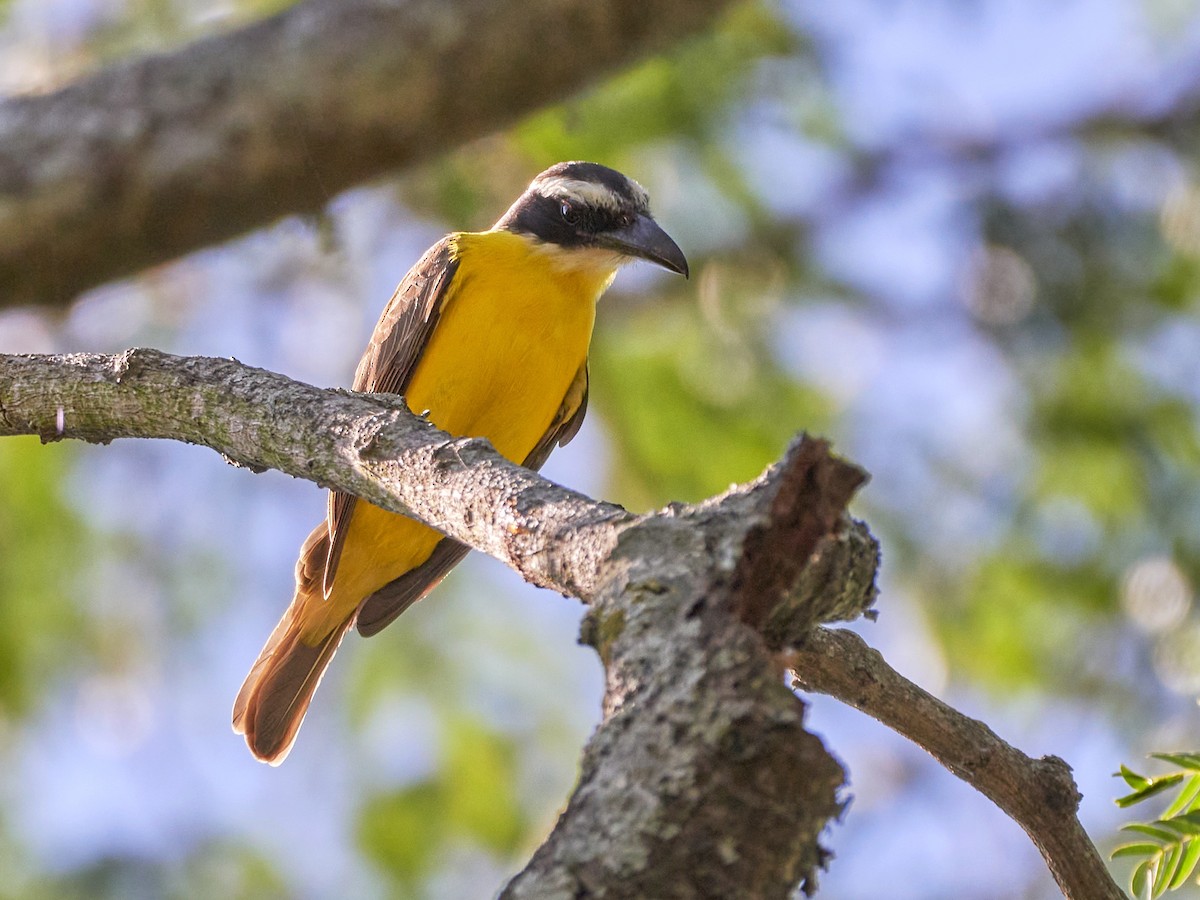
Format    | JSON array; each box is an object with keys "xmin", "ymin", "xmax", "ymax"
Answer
[
  {"xmin": 305, "ymin": 229, "xmax": 615, "ymax": 636},
  {"xmin": 404, "ymin": 230, "xmax": 609, "ymax": 455}
]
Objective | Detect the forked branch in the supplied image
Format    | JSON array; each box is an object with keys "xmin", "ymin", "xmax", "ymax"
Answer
[
  {"xmin": 791, "ymin": 627, "xmax": 1125, "ymax": 900},
  {"xmin": 0, "ymin": 349, "xmax": 867, "ymax": 896}
]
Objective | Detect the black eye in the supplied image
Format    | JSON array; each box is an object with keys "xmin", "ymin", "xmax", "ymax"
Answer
[{"xmin": 560, "ymin": 201, "xmax": 579, "ymax": 224}]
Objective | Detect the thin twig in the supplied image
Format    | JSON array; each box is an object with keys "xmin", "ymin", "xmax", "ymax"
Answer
[{"xmin": 790, "ymin": 627, "xmax": 1125, "ymax": 900}]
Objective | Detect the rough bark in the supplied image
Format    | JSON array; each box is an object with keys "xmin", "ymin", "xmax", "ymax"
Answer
[
  {"xmin": 0, "ymin": 0, "xmax": 735, "ymax": 308},
  {"xmin": 0, "ymin": 349, "xmax": 1125, "ymax": 898},
  {"xmin": 505, "ymin": 444, "xmax": 876, "ymax": 898},
  {"xmin": 0, "ymin": 349, "xmax": 626, "ymax": 596},
  {"xmin": 0, "ymin": 349, "xmax": 873, "ymax": 896}
]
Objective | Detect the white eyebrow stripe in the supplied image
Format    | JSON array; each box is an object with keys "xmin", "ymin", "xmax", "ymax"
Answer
[{"xmin": 535, "ymin": 175, "xmax": 648, "ymax": 211}]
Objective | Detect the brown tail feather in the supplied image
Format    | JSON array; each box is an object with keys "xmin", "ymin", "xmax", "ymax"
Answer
[{"xmin": 232, "ymin": 605, "xmax": 352, "ymax": 766}]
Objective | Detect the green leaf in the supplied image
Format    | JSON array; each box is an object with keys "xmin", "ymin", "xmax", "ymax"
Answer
[
  {"xmin": 1123, "ymin": 823, "xmax": 1181, "ymax": 844},
  {"xmin": 940, "ymin": 555, "xmax": 1111, "ymax": 693},
  {"xmin": 1156, "ymin": 812, "xmax": 1200, "ymax": 837},
  {"xmin": 356, "ymin": 718, "xmax": 530, "ymax": 888},
  {"xmin": 1034, "ymin": 438, "xmax": 1144, "ymax": 525},
  {"xmin": 1132, "ymin": 858, "xmax": 1152, "ymax": 898},
  {"xmin": 1153, "ymin": 753, "xmax": 1200, "ymax": 772},
  {"xmin": 1118, "ymin": 775, "xmax": 1186, "ymax": 808},
  {"xmin": 1168, "ymin": 838, "xmax": 1200, "ymax": 890},
  {"xmin": 1113, "ymin": 842, "xmax": 1166, "ymax": 860},
  {"xmin": 1164, "ymin": 775, "xmax": 1200, "ymax": 819},
  {"xmin": 1154, "ymin": 843, "xmax": 1180, "ymax": 896},
  {"xmin": 1122, "ymin": 765, "xmax": 1152, "ymax": 791},
  {"xmin": 592, "ymin": 299, "xmax": 830, "ymax": 507}
]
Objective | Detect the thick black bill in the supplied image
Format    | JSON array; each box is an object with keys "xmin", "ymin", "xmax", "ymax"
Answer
[{"xmin": 597, "ymin": 214, "xmax": 689, "ymax": 278}]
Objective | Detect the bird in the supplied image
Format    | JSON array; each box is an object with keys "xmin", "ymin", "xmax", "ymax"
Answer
[{"xmin": 232, "ymin": 161, "xmax": 689, "ymax": 764}]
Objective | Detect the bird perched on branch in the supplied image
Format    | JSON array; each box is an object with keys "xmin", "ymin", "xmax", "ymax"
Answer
[{"xmin": 233, "ymin": 161, "xmax": 689, "ymax": 763}]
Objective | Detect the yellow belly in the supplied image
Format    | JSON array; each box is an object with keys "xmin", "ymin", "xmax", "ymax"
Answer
[{"xmin": 301, "ymin": 230, "xmax": 612, "ymax": 638}]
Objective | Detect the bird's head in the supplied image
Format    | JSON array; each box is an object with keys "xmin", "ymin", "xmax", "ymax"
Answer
[{"xmin": 494, "ymin": 161, "xmax": 689, "ymax": 278}]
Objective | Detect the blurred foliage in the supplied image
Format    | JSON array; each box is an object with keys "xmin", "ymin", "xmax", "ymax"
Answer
[
  {"xmin": 357, "ymin": 718, "xmax": 528, "ymax": 892},
  {"xmin": 0, "ymin": 439, "xmax": 89, "ymax": 717},
  {"xmin": 938, "ymin": 555, "xmax": 1112, "ymax": 693},
  {"xmin": 60, "ymin": 0, "xmax": 303, "ymax": 73},
  {"xmin": 401, "ymin": 1, "xmax": 798, "ymax": 228},
  {"xmin": 926, "ymin": 168, "xmax": 1200, "ymax": 702},
  {"xmin": 5, "ymin": 841, "xmax": 289, "ymax": 900},
  {"xmin": 347, "ymin": 576, "xmax": 565, "ymax": 894},
  {"xmin": 591, "ymin": 286, "xmax": 829, "ymax": 506},
  {"xmin": 515, "ymin": 3, "xmax": 799, "ymax": 165}
]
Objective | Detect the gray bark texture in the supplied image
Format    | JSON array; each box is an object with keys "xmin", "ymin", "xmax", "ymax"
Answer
[
  {"xmin": 0, "ymin": 349, "xmax": 877, "ymax": 897},
  {"xmin": 0, "ymin": 0, "xmax": 735, "ymax": 308},
  {"xmin": 0, "ymin": 350, "xmax": 1127, "ymax": 898}
]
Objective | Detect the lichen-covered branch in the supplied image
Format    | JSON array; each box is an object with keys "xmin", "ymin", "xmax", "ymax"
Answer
[
  {"xmin": 790, "ymin": 627, "xmax": 1125, "ymax": 900},
  {"xmin": 0, "ymin": 350, "xmax": 1126, "ymax": 896},
  {"xmin": 0, "ymin": 349, "xmax": 868, "ymax": 895},
  {"xmin": 0, "ymin": 348, "xmax": 630, "ymax": 598},
  {"xmin": 505, "ymin": 440, "xmax": 869, "ymax": 898},
  {"xmin": 0, "ymin": 0, "xmax": 735, "ymax": 308}
]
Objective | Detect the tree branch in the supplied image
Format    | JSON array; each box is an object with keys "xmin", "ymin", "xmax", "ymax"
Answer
[
  {"xmin": 0, "ymin": 349, "xmax": 872, "ymax": 895},
  {"xmin": 0, "ymin": 0, "xmax": 735, "ymax": 308},
  {"xmin": 0, "ymin": 348, "xmax": 631, "ymax": 597},
  {"xmin": 506, "ymin": 440, "xmax": 867, "ymax": 898},
  {"xmin": 1, "ymin": 349, "xmax": 1126, "ymax": 895},
  {"xmin": 790, "ymin": 627, "xmax": 1125, "ymax": 900}
]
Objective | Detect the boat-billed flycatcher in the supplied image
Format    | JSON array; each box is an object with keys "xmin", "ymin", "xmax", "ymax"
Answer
[{"xmin": 233, "ymin": 162, "xmax": 688, "ymax": 764}]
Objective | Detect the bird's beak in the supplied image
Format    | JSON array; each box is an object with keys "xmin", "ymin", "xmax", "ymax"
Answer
[{"xmin": 597, "ymin": 213, "xmax": 689, "ymax": 278}]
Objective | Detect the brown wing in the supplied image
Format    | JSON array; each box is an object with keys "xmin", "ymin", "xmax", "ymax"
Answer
[
  {"xmin": 322, "ymin": 237, "xmax": 460, "ymax": 596},
  {"xmin": 355, "ymin": 361, "xmax": 590, "ymax": 636},
  {"xmin": 353, "ymin": 540, "xmax": 470, "ymax": 637},
  {"xmin": 520, "ymin": 359, "xmax": 589, "ymax": 471}
]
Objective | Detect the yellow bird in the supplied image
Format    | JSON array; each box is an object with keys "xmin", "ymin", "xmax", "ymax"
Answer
[{"xmin": 233, "ymin": 162, "xmax": 688, "ymax": 763}]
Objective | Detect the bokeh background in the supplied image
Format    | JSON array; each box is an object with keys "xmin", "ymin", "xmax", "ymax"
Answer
[{"xmin": 3, "ymin": 0, "xmax": 1200, "ymax": 897}]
